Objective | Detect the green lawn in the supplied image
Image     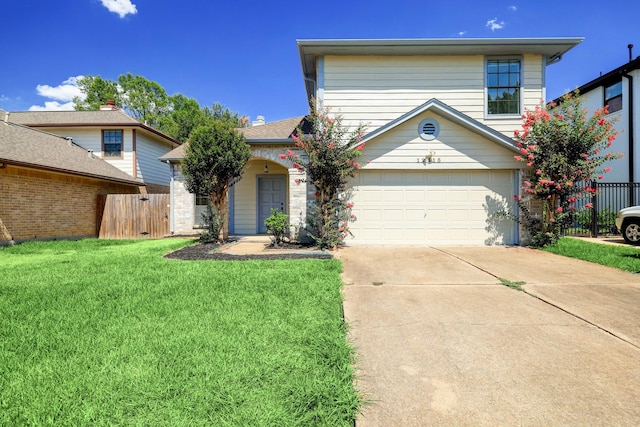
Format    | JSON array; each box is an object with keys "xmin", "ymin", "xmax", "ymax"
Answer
[
  {"xmin": 544, "ymin": 237, "xmax": 640, "ymax": 273},
  {"xmin": 0, "ymin": 239, "xmax": 360, "ymax": 426}
]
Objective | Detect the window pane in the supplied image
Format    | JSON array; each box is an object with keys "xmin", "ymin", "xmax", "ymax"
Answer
[
  {"xmin": 605, "ymin": 81, "xmax": 622, "ymax": 99},
  {"xmin": 487, "ymin": 59, "xmax": 521, "ymax": 115}
]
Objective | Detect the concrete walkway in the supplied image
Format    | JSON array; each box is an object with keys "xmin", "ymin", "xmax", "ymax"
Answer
[{"xmin": 336, "ymin": 246, "xmax": 640, "ymax": 426}]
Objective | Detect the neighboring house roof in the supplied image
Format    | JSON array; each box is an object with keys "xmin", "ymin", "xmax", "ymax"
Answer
[
  {"xmin": 239, "ymin": 116, "xmax": 308, "ymax": 141},
  {"xmin": 0, "ymin": 117, "xmax": 142, "ymax": 185},
  {"xmin": 7, "ymin": 110, "xmax": 183, "ymax": 147},
  {"xmin": 298, "ymin": 37, "xmax": 584, "ymax": 101},
  {"xmin": 359, "ymin": 98, "xmax": 520, "ymax": 153},
  {"xmin": 160, "ymin": 116, "xmax": 311, "ymax": 161},
  {"xmin": 553, "ymin": 56, "xmax": 640, "ymax": 102}
]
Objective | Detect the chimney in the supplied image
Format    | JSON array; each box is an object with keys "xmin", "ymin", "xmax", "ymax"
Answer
[
  {"xmin": 99, "ymin": 100, "xmax": 117, "ymax": 111},
  {"xmin": 629, "ymin": 44, "xmax": 634, "ymax": 62},
  {"xmin": 252, "ymin": 115, "xmax": 266, "ymax": 126}
]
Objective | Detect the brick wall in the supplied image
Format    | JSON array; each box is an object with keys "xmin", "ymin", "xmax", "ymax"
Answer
[{"xmin": 0, "ymin": 165, "xmax": 139, "ymax": 243}]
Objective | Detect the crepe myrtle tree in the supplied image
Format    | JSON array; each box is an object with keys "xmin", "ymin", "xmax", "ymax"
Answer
[
  {"xmin": 511, "ymin": 92, "xmax": 620, "ymax": 247},
  {"xmin": 281, "ymin": 105, "xmax": 366, "ymax": 249},
  {"xmin": 183, "ymin": 120, "xmax": 251, "ymax": 243}
]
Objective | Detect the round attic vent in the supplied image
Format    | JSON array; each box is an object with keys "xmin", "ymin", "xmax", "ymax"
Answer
[{"xmin": 418, "ymin": 118, "xmax": 440, "ymax": 141}]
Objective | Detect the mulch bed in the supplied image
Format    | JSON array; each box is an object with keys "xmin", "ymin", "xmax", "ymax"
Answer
[{"xmin": 164, "ymin": 242, "xmax": 333, "ymax": 261}]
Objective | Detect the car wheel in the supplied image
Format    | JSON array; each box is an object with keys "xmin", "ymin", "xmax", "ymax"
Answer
[{"xmin": 622, "ymin": 220, "xmax": 640, "ymax": 245}]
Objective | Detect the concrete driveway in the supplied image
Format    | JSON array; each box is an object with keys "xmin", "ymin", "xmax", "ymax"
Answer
[{"xmin": 336, "ymin": 246, "xmax": 640, "ymax": 426}]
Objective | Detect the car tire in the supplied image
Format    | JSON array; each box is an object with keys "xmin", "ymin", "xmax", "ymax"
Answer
[{"xmin": 621, "ymin": 220, "xmax": 640, "ymax": 245}]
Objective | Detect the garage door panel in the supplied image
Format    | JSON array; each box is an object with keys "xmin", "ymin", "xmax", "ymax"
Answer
[{"xmin": 349, "ymin": 170, "xmax": 515, "ymax": 245}]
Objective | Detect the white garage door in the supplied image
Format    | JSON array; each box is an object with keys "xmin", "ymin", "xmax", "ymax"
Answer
[{"xmin": 348, "ymin": 170, "xmax": 516, "ymax": 246}]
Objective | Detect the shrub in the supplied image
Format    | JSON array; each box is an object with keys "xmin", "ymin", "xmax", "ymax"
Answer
[{"xmin": 264, "ymin": 209, "xmax": 289, "ymax": 246}]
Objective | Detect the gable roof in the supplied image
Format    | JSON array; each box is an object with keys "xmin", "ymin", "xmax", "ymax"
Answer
[
  {"xmin": 0, "ymin": 117, "xmax": 142, "ymax": 185},
  {"xmin": 298, "ymin": 37, "xmax": 584, "ymax": 101},
  {"xmin": 358, "ymin": 98, "xmax": 519, "ymax": 153},
  {"xmin": 160, "ymin": 116, "xmax": 311, "ymax": 161},
  {"xmin": 7, "ymin": 110, "xmax": 182, "ymax": 147}
]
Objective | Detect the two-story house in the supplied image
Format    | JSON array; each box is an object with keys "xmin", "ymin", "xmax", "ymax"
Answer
[
  {"xmin": 164, "ymin": 37, "xmax": 582, "ymax": 245},
  {"xmin": 564, "ymin": 52, "xmax": 640, "ymax": 184},
  {"xmin": 7, "ymin": 103, "xmax": 182, "ymax": 193},
  {"xmin": 0, "ymin": 112, "xmax": 142, "ymax": 243}
]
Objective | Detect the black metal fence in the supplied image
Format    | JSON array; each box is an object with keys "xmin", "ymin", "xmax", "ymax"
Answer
[{"xmin": 563, "ymin": 182, "xmax": 640, "ymax": 237}]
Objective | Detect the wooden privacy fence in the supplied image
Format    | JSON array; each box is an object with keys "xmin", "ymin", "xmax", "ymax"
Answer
[{"xmin": 97, "ymin": 194, "xmax": 170, "ymax": 239}]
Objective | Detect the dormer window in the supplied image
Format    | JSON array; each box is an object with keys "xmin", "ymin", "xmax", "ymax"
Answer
[
  {"xmin": 604, "ymin": 80, "xmax": 622, "ymax": 113},
  {"xmin": 486, "ymin": 58, "xmax": 521, "ymax": 116}
]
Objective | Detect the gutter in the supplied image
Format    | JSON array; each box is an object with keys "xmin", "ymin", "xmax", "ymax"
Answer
[{"xmin": 0, "ymin": 158, "xmax": 143, "ymax": 186}]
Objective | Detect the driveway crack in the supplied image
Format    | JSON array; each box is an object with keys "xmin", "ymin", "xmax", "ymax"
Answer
[{"xmin": 431, "ymin": 246, "xmax": 640, "ymax": 351}]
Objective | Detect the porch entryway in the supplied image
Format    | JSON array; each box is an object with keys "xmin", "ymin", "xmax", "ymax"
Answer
[{"xmin": 257, "ymin": 175, "xmax": 287, "ymax": 233}]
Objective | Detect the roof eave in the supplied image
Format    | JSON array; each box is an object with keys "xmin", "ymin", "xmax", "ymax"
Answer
[
  {"xmin": 0, "ymin": 158, "xmax": 143, "ymax": 186},
  {"xmin": 358, "ymin": 98, "xmax": 519, "ymax": 154}
]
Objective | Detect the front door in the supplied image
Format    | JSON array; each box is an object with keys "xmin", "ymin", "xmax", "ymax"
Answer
[{"xmin": 257, "ymin": 175, "xmax": 287, "ymax": 233}]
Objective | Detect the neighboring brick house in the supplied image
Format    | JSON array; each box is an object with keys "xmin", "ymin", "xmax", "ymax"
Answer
[
  {"xmin": 6, "ymin": 104, "xmax": 182, "ymax": 193},
  {"xmin": 160, "ymin": 116, "xmax": 313, "ymax": 236},
  {"xmin": 0, "ymin": 113, "xmax": 142, "ymax": 244}
]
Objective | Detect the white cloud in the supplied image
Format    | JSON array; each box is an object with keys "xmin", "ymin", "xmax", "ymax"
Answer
[
  {"xmin": 0, "ymin": 95, "xmax": 9, "ymax": 102},
  {"xmin": 35, "ymin": 76, "xmax": 83, "ymax": 102},
  {"xmin": 508, "ymin": 5, "xmax": 517, "ymax": 12},
  {"xmin": 458, "ymin": 31, "xmax": 467, "ymax": 36},
  {"xmin": 100, "ymin": 0, "xmax": 137, "ymax": 18},
  {"xmin": 29, "ymin": 101, "xmax": 76, "ymax": 111},
  {"xmin": 29, "ymin": 76, "xmax": 86, "ymax": 111},
  {"xmin": 486, "ymin": 18, "xmax": 505, "ymax": 31}
]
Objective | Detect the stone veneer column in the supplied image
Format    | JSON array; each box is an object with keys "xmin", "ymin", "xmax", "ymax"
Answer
[{"xmin": 288, "ymin": 168, "xmax": 308, "ymax": 239}]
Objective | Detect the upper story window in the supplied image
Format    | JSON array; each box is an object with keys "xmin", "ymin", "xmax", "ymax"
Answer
[
  {"xmin": 102, "ymin": 129, "xmax": 123, "ymax": 157},
  {"xmin": 486, "ymin": 59, "xmax": 521, "ymax": 116},
  {"xmin": 604, "ymin": 80, "xmax": 622, "ymax": 113}
]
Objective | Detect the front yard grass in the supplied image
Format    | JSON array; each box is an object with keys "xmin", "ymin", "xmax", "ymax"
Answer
[
  {"xmin": 0, "ymin": 239, "xmax": 359, "ymax": 426},
  {"xmin": 544, "ymin": 237, "xmax": 640, "ymax": 273}
]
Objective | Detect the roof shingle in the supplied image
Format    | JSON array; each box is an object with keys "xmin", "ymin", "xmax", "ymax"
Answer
[{"xmin": 0, "ymin": 118, "xmax": 142, "ymax": 185}]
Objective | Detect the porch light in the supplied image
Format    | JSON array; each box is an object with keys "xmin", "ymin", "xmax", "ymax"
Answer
[{"xmin": 264, "ymin": 161, "xmax": 269, "ymax": 173}]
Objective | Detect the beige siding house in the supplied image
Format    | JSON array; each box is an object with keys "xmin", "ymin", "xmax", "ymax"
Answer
[
  {"xmin": 164, "ymin": 37, "xmax": 582, "ymax": 245},
  {"xmin": 7, "ymin": 107, "xmax": 181, "ymax": 193}
]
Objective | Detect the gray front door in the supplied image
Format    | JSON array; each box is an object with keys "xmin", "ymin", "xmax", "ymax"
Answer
[{"xmin": 257, "ymin": 175, "xmax": 286, "ymax": 233}]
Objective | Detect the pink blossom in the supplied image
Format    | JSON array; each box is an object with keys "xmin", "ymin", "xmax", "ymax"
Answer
[
  {"xmin": 520, "ymin": 148, "xmax": 528, "ymax": 155},
  {"xmin": 598, "ymin": 175, "xmax": 603, "ymax": 180},
  {"xmin": 513, "ymin": 195, "xmax": 520, "ymax": 202},
  {"xmin": 294, "ymin": 179, "xmax": 300, "ymax": 185},
  {"xmin": 526, "ymin": 162, "xmax": 533, "ymax": 167},
  {"xmin": 514, "ymin": 129, "xmax": 520, "ymax": 137},
  {"xmin": 524, "ymin": 181, "xmax": 531, "ymax": 187},
  {"xmin": 604, "ymin": 167, "xmax": 612, "ymax": 173},
  {"xmin": 328, "ymin": 142, "xmax": 335, "ymax": 149},
  {"xmin": 536, "ymin": 169, "xmax": 542, "ymax": 175},
  {"xmin": 514, "ymin": 155, "xmax": 523, "ymax": 161},
  {"xmin": 556, "ymin": 206, "xmax": 563, "ymax": 213},
  {"xmin": 585, "ymin": 203, "xmax": 593, "ymax": 209},
  {"xmin": 279, "ymin": 154, "xmax": 286, "ymax": 160},
  {"xmin": 347, "ymin": 202, "xmax": 354, "ymax": 208}
]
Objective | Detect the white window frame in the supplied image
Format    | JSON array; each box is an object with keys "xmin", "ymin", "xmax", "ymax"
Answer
[{"xmin": 484, "ymin": 56, "xmax": 523, "ymax": 119}]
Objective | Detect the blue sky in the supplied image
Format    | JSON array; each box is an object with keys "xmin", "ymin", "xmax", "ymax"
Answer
[{"xmin": 2, "ymin": 0, "xmax": 639, "ymax": 123}]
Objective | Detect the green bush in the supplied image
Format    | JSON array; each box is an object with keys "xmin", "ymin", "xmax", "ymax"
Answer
[
  {"xmin": 576, "ymin": 207, "xmax": 617, "ymax": 233},
  {"xmin": 264, "ymin": 208, "xmax": 289, "ymax": 246}
]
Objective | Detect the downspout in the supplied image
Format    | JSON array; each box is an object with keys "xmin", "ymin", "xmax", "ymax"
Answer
[
  {"xmin": 623, "ymin": 72, "xmax": 635, "ymax": 186},
  {"xmin": 167, "ymin": 161, "xmax": 175, "ymax": 235}
]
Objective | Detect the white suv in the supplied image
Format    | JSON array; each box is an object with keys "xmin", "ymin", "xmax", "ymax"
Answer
[{"xmin": 615, "ymin": 206, "xmax": 640, "ymax": 245}]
